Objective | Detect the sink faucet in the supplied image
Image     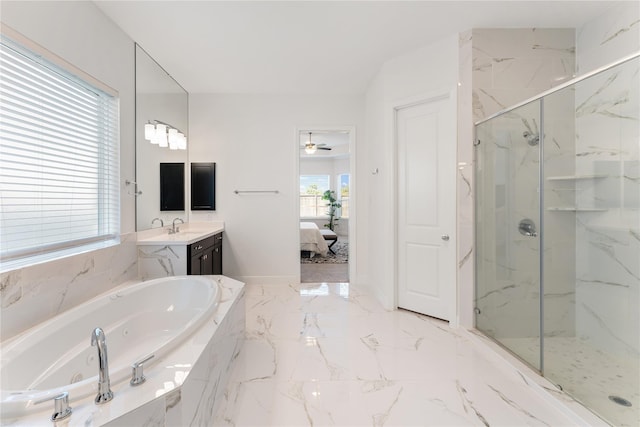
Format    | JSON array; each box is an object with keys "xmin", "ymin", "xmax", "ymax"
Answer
[
  {"xmin": 151, "ymin": 217, "xmax": 164, "ymax": 228},
  {"xmin": 91, "ymin": 327, "xmax": 114, "ymax": 404},
  {"xmin": 170, "ymin": 217, "xmax": 184, "ymax": 234}
]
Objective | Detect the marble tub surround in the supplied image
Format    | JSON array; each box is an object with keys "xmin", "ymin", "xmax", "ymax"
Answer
[
  {"xmin": 138, "ymin": 244, "xmax": 188, "ymax": 279},
  {"xmin": 214, "ymin": 282, "xmax": 601, "ymax": 426},
  {"xmin": 0, "ymin": 233, "xmax": 138, "ymax": 341},
  {"xmin": 4, "ymin": 275, "xmax": 245, "ymax": 427},
  {"xmin": 137, "ymin": 221, "xmax": 224, "ymax": 280}
]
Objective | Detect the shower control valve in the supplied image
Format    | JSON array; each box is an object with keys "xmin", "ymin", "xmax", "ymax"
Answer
[{"xmin": 518, "ymin": 219, "xmax": 538, "ymax": 237}]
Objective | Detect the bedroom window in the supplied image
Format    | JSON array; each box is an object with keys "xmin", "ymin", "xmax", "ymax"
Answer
[
  {"xmin": 300, "ymin": 174, "xmax": 329, "ymax": 217},
  {"xmin": 0, "ymin": 32, "xmax": 120, "ymax": 268},
  {"xmin": 338, "ymin": 173, "xmax": 350, "ymax": 218}
]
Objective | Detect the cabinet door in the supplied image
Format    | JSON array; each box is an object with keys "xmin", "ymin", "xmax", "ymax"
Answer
[
  {"xmin": 212, "ymin": 245, "xmax": 222, "ymax": 275},
  {"xmin": 189, "ymin": 254, "xmax": 201, "ymax": 275},
  {"xmin": 191, "ymin": 163, "xmax": 216, "ymax": 210},
  {"xmin": 201, "ymin": 248, "xmax": 214, "ymax": 275}
]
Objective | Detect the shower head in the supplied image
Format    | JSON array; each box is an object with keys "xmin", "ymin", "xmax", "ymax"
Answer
[{"xmin": 523, "ymin": 131, "xmax": 539, "ymax": 146}]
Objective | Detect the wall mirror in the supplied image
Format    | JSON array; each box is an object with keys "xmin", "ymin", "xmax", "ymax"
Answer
[{"xmin": 135, "ymin": 43, "xmax": 189, "ymax": 231}]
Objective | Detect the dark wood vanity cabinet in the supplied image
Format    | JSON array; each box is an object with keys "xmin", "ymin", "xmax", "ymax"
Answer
[{"xmin": 187, "ymin": 232, "xmax": 222, "ymax": 275}]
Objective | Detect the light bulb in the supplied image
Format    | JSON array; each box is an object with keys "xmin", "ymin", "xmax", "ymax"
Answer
[
  {"xmin": 178, "ymin": 133, "xmax": 187, "ymax": 150},
  {"xmin": 156, "ymin": 124, "xmax": 168, "ymax": 147},
  {"xmin": 168, "ymin": 128, "xmax": 179, "ymax": 150},
  {"xmin": 145, "ymin": 123, "xmax": 156, "ymax": 142}
]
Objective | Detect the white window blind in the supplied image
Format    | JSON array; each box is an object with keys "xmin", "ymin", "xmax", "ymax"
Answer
[{"xmin": 0, "ymin": 35, "xmax": 120, "ymax": 264}]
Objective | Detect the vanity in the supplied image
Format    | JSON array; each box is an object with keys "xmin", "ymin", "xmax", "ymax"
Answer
[
  {"xmin": 136, "ymin": 222, "xmax": 224, "ymax": 280},
  {"xmin": 188, "ymin": 231, "xmax": 223, "ymax": 275}
]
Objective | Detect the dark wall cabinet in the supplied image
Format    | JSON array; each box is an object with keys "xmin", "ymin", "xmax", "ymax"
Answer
[
  {"xmin": 191, "ymin": 163, "xmax": 216, "ymax": 210},
  {"xmin": 187, "ymin": 232, "xmax": 222, "ymax": 275}
]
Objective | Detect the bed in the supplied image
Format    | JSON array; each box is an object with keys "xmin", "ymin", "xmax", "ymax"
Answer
[{"xmin": 300, "ymin": 222, "xmax": 329, "ymax": 256}]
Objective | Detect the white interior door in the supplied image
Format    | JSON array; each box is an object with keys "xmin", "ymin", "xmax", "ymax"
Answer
[{"xmin": 396, "ymin": 93, "xmax": 456, "ymax": 321}]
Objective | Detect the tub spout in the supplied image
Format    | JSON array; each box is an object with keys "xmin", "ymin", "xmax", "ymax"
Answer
[{"xmin": 91, "ymin": 327, "xmax": 114, "ymax": 404}]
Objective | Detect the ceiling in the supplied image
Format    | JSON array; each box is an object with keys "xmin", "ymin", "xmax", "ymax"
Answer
[
  {"xmin": 299, "ymin": 131, "xmax": 350, "ymax": 159},
  {"xmin": 94, "ymin": 1, "xmax": 618, "ymax": 95}
]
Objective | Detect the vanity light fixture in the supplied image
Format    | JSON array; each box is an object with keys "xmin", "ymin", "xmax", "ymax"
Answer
[{"xmin": 144, "ymin": 120, "xmax": 187, "ymax": 150}]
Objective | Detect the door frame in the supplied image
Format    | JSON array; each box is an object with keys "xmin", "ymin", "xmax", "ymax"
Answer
[
  {"xmin": 388, "ymin": 89, "xmax": 458, "ymax": 327},
  {"xmin": 294, "ymin": 125, "xmax": 357, "ymax": 284}
]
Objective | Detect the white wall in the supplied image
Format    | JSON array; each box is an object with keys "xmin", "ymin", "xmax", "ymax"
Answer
[
  {"xmin": 364, "ymin": 35, "xmax": 459, "ymax": 310},
  {"xmin": 0, "ymin": 1, "xmax": 137, "ymax": 339},
  {"xmin": 189, "ymin": 94, "xmax": 365, "ymax": 284}
]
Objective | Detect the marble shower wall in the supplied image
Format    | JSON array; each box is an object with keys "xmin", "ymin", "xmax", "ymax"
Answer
[
  {"xmin": 572, "ymin": 0, "xmax": 640, "ymax": 360},
  {"xmin": 466, "ymin": 29, "xmax": 576, "ymax": 339},
  {"xmin": 457, "ymin": 30, "xmax": 474, "ymax": 328},
  {"xmin": 0, "ymin": 235, "xmax": 138, "ymax": 340},
  {"xmin": 573, "ymin": 57, "xmax": 640, "ymax": 358},
  {"xmin": 471, "ymin": 29, "xmax": 576, "ymax": 121},
  {"xmin": 577, "ymin": 1, "xmax": 640, "ymax": 74},
  {"xmin": 541, "ymin": 87, "xmax": 577, "ymax": 340}
]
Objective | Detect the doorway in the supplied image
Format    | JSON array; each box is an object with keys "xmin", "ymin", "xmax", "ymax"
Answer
[{"xmin": 297, "ymin": 128, "xmax": 355, "ymax": 283}]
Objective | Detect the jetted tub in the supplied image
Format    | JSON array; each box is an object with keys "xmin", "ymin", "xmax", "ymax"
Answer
[{"xmin": 0, "ymin": 275, "xmax": 220, "ymax": 419}]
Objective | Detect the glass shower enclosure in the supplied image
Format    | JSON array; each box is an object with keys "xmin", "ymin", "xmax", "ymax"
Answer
[{"xmin": 475, "ymin": 53, "xmax": 639, "ymax": 426}]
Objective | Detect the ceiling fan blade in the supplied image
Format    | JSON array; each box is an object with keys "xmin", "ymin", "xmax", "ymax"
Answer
[{"xmin": 317, "ymin": 147, "xmax": 332, "ymax": 150}]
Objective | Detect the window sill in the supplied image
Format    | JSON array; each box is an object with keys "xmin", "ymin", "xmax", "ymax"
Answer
[{"xmin": 0, "ymin": 237, "xmax": 120, "ymax": 274}]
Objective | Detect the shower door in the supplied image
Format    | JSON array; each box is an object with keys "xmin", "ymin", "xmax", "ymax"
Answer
[
  {"xmin": 541, "ymin": 57, "xmax": 640, "ymax": 427},
  {"xmin": 475, "ymin": 100, "xmax": 542, "ymax": 370}
]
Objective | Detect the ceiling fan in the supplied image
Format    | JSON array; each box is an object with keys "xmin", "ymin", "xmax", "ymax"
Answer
[{"xmin": 301, "ymin": 132, "xmax": 332, "ymax": 154}]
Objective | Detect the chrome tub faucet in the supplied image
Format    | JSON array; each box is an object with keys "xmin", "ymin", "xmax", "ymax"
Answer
[{"xmin": 91, "ymin": 327, "xmax": 114, "ymax": 404}]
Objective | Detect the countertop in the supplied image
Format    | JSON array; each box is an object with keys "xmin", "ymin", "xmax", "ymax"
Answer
[{"xmin": 136, "ymin": 221, "xmax": 224, "ymax": 246}]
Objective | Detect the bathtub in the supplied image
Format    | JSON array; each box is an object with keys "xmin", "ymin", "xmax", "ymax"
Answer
[{"xmin": 0, "ymin": 275, "xmax": 220, "ymax": 420}]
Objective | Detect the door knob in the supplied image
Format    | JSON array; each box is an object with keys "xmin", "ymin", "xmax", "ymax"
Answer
[
  {"xmin": 518, "ymin": 219, "xmax": 538, "ymax": 237},
  {"xmin": 441, "ymin": 235, "xmax": 450, "ymax": 241}
]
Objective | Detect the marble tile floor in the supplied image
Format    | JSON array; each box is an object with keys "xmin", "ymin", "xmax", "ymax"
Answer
[
  {"xmin": 500, "ymin": 336, "xmax": 639, "ymax": 427},
  {"xmin": 213, "ymin": 282, "xmax": 604, "ymax": 426},
  {"xmin": 300, "ymin": 263, "xmax": 349, "ymax": 283}
]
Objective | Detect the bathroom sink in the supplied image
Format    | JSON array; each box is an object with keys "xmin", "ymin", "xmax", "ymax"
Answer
[
  {"xmin": 137, "ymin": 222, "xmax": 224, "ymax": 246},
  {"xmin": 138, "ymin": 230, "xmax": 219, "ymax": 245}
]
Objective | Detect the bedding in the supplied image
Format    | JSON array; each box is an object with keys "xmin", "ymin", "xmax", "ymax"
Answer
[{"xmin": 300, "ymin": 222, "xmax": 329, "ymax": 256}]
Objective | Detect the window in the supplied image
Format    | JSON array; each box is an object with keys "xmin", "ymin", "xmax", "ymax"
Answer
[
  {"xmin": 338, "ymin": 174, "xmax": 350, "ymax": 218},
  {"xmin": 300, "ymin": 175, "xmax": 329, "ymax": 217},
  {"xmin": 0, "ymin": 34, "xmax": 119, "ymax": 267}
]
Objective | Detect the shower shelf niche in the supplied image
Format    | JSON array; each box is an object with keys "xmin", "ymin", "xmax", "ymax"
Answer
[
  {"xmin": 546, "ymin": 207, "xmax": 607, "ymax": 212},
  {"xmin": 546, "ymin": 174, "xmax": 608, "ymax": 181}
]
